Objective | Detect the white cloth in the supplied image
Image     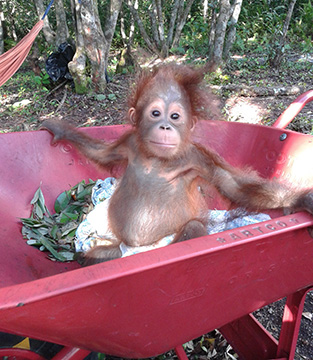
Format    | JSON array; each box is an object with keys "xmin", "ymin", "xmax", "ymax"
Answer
[{"xmin": 75, "ymin": 179, "xmax": 271, "ymax": 257}]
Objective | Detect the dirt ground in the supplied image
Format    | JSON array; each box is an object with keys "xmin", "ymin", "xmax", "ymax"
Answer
[
  {"xmin": 0, "ymin": 56, "xmax": 313, "ymax": 359},
  {"xmin": 0, "ymin": 54, "xmax": 313, "ymax": 134}
]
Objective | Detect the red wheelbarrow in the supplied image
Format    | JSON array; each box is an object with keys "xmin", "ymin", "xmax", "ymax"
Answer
[{"xmin": 0, "ymin": 91, "xmax": 313, "ymax": 360}]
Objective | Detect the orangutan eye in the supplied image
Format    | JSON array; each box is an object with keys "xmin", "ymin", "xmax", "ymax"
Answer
[
  {"xmin": 152, "ymin": 110, "xmax": 161, "ymax": 117},
  {"xmin": 171, "ymin": 113, "xmax": 180, "ymax": 120}
]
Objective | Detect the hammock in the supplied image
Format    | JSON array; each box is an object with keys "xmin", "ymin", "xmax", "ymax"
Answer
[
  {"xmin": 0, "ymin": 0, "xmax": 55, "ymax": 87},
  {"xmin": 0, "ymin": 20, "xmax": 44, "ymax": 87}
]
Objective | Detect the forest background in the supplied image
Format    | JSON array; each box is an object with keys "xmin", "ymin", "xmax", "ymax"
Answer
[
  {"xmin": 0, "ymin": 0, "xmax": 312, "ymax": 134},
  {"xmin": 0, "ymin": 1, "xmax": 313, "ymax": 358}
]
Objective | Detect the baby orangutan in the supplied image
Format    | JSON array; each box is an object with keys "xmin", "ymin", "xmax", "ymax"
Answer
[{"xmin": 42, "ymin": 64, "xmax": 313, "ymax": 265}]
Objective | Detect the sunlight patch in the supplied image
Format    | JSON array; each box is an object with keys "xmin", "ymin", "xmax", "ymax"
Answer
[
  {"xmin": 12, "ymin": 99, "xmax": 32, "ymax": 109},
  {"xmin": 225, "ymin": 96, "xmax": 267, "ymax": 124}
]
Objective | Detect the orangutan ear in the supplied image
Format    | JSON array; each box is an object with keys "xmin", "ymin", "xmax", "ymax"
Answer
[
  {"xmin": 190, "ymin": 116, "xmax": 197, "ymax": 132},
  {"xmin": 128, "ymin": 107, "xmax": 136, "ymax": 125}
]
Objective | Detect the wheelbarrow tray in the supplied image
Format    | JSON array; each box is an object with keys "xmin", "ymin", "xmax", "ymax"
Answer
[{"xmin": 0, "ymin": 120, "xmax": 313, "ymax": 359}]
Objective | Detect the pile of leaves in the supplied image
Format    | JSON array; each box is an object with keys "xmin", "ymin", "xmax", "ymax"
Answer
[
  {"xmin": 102, "ymin": 330, "xmax": 238, "ymax": 359},
  {"xmin": 21, "ymin": 180, "xmax": 95, "ymax": 261},
  {"xmin": 180, "ymin": 331, "xmax": 238, "ymax": 360}
]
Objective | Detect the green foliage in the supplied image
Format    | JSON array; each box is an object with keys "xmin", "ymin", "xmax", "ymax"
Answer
[
  {"xmin": 1, "ymin": 0, "xmax": 36, "ymax": 47},
  {"xmin": 235, "ymin": 1, "xmax": 286, "ymax": 53},
  {"xmin": 1, "ymin": 68, "xmax": 48, "ymax": 93},
  {"xmin": 173, "ymin": 17, "xmax": 209, "ymax": 57},
  {"xmin": 34, "ymin": 72, "xmax": 51, "ymax": 88},
  {"xmin": 0, "ymin": 68, "xmax": 51, "ymax": 123},
  {"xmin": 21, "ymin": 180, "xmax": 95, "ymax": 262},
  {"xmin": 290, "ymin": 0, "xmax": 313, "ymax": 42},
  {"xmin": 74, "ymin": 82, "xmax": 90, "ymax": 95},
  {"xmin": 94, "ymin": 93, "xmax": 107, "ymax": 102},
  {"xmin": 206, "ymin": 68, "xmax": 231, "ymax": 86},
  {"xmin": 235, "ymin": 0, "xmax": 313, "ymax": 58},
  {"xmin": 107, "ymin": 93, "xmax": 117, "ymax": 101},
  {"xmin": 96, "ymin": 354, "xmax": 106, "ymax": 360}
]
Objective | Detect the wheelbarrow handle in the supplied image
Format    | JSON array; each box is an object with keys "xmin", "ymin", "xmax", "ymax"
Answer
[{"xmin": 272, "ymin": 89, "xmax": 313, "ymax": 129}]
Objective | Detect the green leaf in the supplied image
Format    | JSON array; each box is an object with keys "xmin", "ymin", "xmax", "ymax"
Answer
[
  {"xmin": 77, "ymin": 182, "xmax": 84, "ymax": 193},
  {"xmin": 36, "ymin": 227, "xmax": 49, "ymax": 236},
  {"xmin": 43, "ymin": 215, "xmax": 55, "ymax": 226},
  {"xmin": 22, "ymin": 227, "xmax": 40, "ymax": 241},
  {"xmin": 30, "ymin": 187, "xmax": 42, "ymax": 205},
  {"xmin": 108, "ymin": 93, "xmax": 117, "ymax": 101},
  {"xmin": 29, "ymin": 187, "xmax": 49, "ymax": 219},
  {"xmin": 38, "ymin": 187, "xmax": 46, "ymax": 208},
  {"xmin": 61, "ymin": 226, "xmax": 77, "ymax": 238},
  {"xmin": 34, "ymin": 76, "xmax": 42, "ymax": 85},
  {"xmin": 58, "ymin": 212, "xmax": 79, "ymax": 224},
  {"xmin": 34, "ymin": 203, "xmax": 44, "ymax": 219},
  {"xmin": 72, "ymin": 179, "xmax": 86, "ymax": 190},
  {"xmin": 54, "ymin": 191, "xmax": 71, "ymax": 213},
  {"xmin": 66, "ymin": 204, "xmax": 82, "ymax": 213},
  {"xmin": 40, "ymin": 236, "xmax": 67, "ymax": 262},
  {"xmin": 76, "ymin": 187, "xmax": 93, "ymax": 201},
  {"xmin": 20, "ymin": 218, "xmax": 43, "ymax": 227},
  {"xmin": 27, "ymin": 239, "xmax": 41, "ymax": 246},
  {"xmin": 23, "ymin": 179, "xmax": 95, "ymax": 262},
  {"xmin": 95, "ymin": 94, "xmax": 106, "ymax": 101},
  {"xmin": 57, "ymin": 251, "xmax": 75, "ymax": 261},
  {"xmin": 50, "ymin": 224, "xmax": 59, "ymax": 239}
]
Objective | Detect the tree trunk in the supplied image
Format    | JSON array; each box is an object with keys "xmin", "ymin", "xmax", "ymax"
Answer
[
  {"xmin": 172, "ymin": 0, "xmax": 195, "ymax": 48},
  {"xmin": 0, "ymin": 9, "xmax": 4, "ymax": 54},
  {"xmin": 203, "ymin": 0, "xmax": 209, "ymax": 20},
  {"xmin": 148, "ymin": 2, "xmax": 160, "ymax": 47},
  {"xmin": 102, "ymin": 0, "xmax": 123, "ymax": 76},
  {"xmin": 128, "ymin": 2, "xmax": 136, "ymax": 47},
  {"xmin": 120, "ymin": 4, "xmax": 127, "ymax": 46},
  {"xmin": 128, "ymin": 0, "xmax": 194, "ymax": 57},
  {"xmin": 167, "ymin": 0, "xmax": 180, "ymax": 47},
  {"xmin": 70, "ymin": 0, "xmax": 122, "ymax": 93},
  {"xmin": 223, "ymin": 0, "xmax": 243, "ymax": 59},
  {"xmin": 211, "ymin": 0, "xmax": 231, "ymax": 67},
  {"xmin": 103, "ymin": 0, "xmax": 123, "ymax": 54},
  {"xmin": 271, "ymin": 0, "xmax": 297, "ymax": 68},
  {"xmin": 208, "ymin": 3, "xmax": 217, "ymax": 58},
  {"xmin": 5, "ymin": 2, "xmax": 18, "ymax": 42},
  {"xmin": 68, "ymin": 0, "xmax": 89, "ymax": 94},
  {"xmin": 120, "ymin": 0, "xmax": 136, "ymax": 48},
  {"xmin": 55, "ymin": 0, "xmax": 70, "ymax": 46},
  {"xmin": 118, "ymin": 0, "xmax": 137, "ymax": 74},
  {"xmin": 29, "ymin": 40, "xmax": 42, "ymax": 75},
  {"xmin": 79, "ymin": 0, "xmax": 107, "ymax": 92},
  {"xmin": 155, "ymin": 0, "xmax": 167, "ymax": 58},
  {"xmin": 128, "ymin": 1, "xmax": 160, "ymax": 55},
  {"xmin": 33, "ymin": 0, "xmax": 55, "ymax": 45}
]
